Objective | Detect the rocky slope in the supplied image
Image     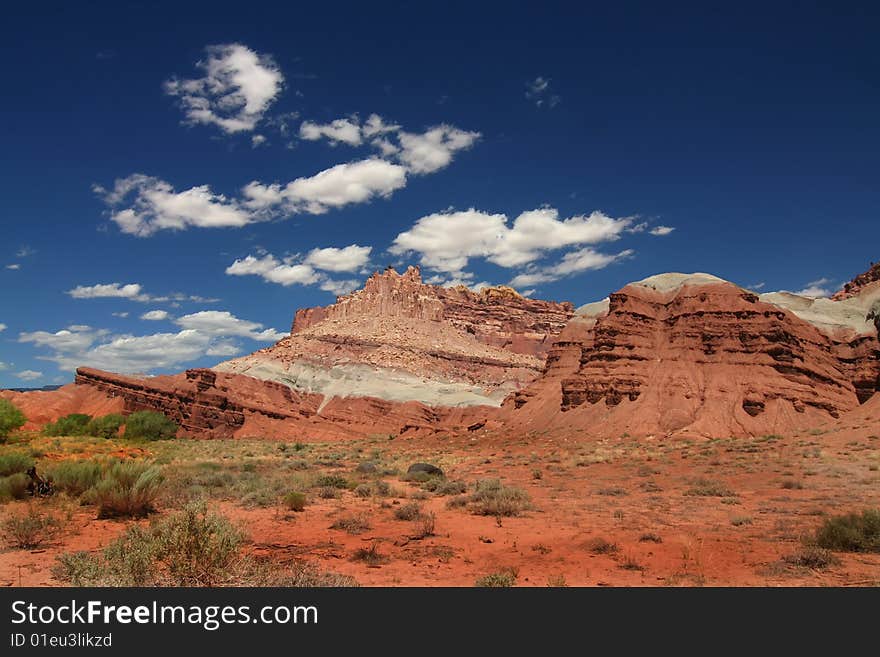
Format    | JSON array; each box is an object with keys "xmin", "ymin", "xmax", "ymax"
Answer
[
  {"xmin": 13, "ymin": 262, "xmax": 878, "ymax": 440},
  {"xmin": 502, "ymin": 272, "xmax": 879, "ymax": 438},
  {"xmin": 214, "ymin": 266, "xmax": 573, "ymax": 408}
]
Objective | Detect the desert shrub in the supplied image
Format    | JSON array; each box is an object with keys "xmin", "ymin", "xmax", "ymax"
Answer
[
  {"xmin": 586, "ymin": 537, "xmax": 619, "ymax": 554},
  {"xmin": 124, "ymin": 411, "xmax": 178, "ymax": 441},
  {"xmin": 433, "ymin": 480, "xmax": 467, "ymax": 496},
  {"xmin": 86, "ymin": 414, "xmax": 125, "ymax": 439},
  {"xmin": 685, "ymin": 478, "xmax": 735, "ymax": 497},
  {"xmin": 475, "ymin": 567, "xmax": 518, "ymax": 587},
  {"xmin": 351, "ymin": 542, "xmax": 388, "ymax": 565},
  {"xmin": 275, "ymin": 563, "xmax": 359, "ymax": 587},
  {"xmin": 597, "ymin": 487, "xmax": 628, "ymax": 496},
  {"xmin": 0, "ymin": 399, "xmax": 26, "ymax": 439},
  {"xmin": 781, "ymin": 479, "xmax": 804, "ymax": 490},
  {"xmin": 393, "ymin": 501, "xmax": 423, "ymax": 521},
  {"xmin": 314, "ymin": 474, "xmax": 348, "ymax": 489},
  {"xmin": 814, "ymin": 509, "xmax": 880, "ymax": 553},
  {"xmin": 94, "ymin": 461, "xmax": 163, "ymax": 518},
  {"xmin": 0, "ymin": 452, "xmax": 34, "ymax": 477},
  {"xmin": 46, "ymin": 460, "xmax": 103, "ymax": 496},
  {"xmin": 639, "ymin": 532, "xmax": 663, "ymax": 543},
  {"xmin": 2, "ymin": 507, "xmax": 61, "ymax": 548},
  {"xmin": 413, "ymin": 512, "xmax": 435, "ymax": 538},
  {"xmin": 445, "ymin": 495, "xmax": 468, "ymax": 509},
  {"xmin": 53, "ymin": 503, "xmax": 244, "ymax": 586},
  {"xmin": 283, "ymin": 491, "xmax": 307, "ymax": 512},
  {"xmin": 619, "ymin": 555, "xmax": 644, "ymax": 571},
  {"xmin": 782, "ymin": 545, "xmax": 840, "ymax": 569},
  {"xmin": 330, "ymin": 515, "xmax": 371, "ymax": 534},
  {"xmin": 0, "ymin": 473, "xmax": 30, "ymax": 501},
  {"xmin": 43, "ymin": 413, "xmax": 92, "ymax": 437},
  {"xmin": 353, "ymin": 483, "xmax": 372, "ymax": 498},
  {"xmin": 467, "ymin": 479, "xmax": 531, "ymax": 517}
]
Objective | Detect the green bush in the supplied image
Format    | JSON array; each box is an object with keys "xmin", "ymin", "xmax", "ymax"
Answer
[
  {"xmin": 0, "ymin": 399, "xmax": 26, "ymax": 439},
  {"xmin": 124, "ymin": 411, "xmax": 178, "ymax": 441},
  {"xmin": 314, "ymin": 474, "xmax": 348, "ymax": 489},
  {"xmin": 46, "ymin": 460, "xmax": 103, "ymax": 497},
  {"xmin": 814, "ymin": 510, "xmax": 880, "ymax": 553},
  {"xmin": 283, "ymin": 491, "xmax": 307, "ymax": 512},
  {"xmin": 0, "ymin": 452, "xmax": 34, "ymax": 477},
  {"xmin": 0, "ymin": 473, "xmax": 30, "ymax": 501},
  {"xmin": 86, "ymin": 414, "xmax": 125, "ymax": 439},
  {"xmin": 94, "ymin": 461, "xmax": 163, "ymax": 518},
  {"xmin": 43, "ymin": 413, "xmax": 92, "ymax": 437}
]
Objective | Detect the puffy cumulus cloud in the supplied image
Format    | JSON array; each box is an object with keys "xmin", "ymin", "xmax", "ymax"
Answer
[
  {"xmin": 396, "ymin": 125, "xmax": 481, "ymax": 174},
  {"xmin": 141, "ymin": 310, "xmax": 170, "ymax": 321},
  {"xmin": 525, "ymin": 76, "xmax": 561, "ymax": 108},
  {"xmin": 299, "ymin": 117, "xmax": 363, "ymax": 146},
  {"xmin": 174, "ymin": 310, "xmax": 285, "ymax": 341},
  {"xmin": 295, "ymin": 114, "xmax": 479, "ymax": 174},
  {"xmin": 99, "ymin": 159, "xmax": 407, "ymax": 236},
  {"xmin": 304, "ymin": 245, "xmax": 371, "ymax": 272},
  {"xmin": 68, "ymin": 283, "xmax": 145, "ymax": 300},
  {"xmin": 67, "ymin": 281, "xmax": 218, "ymax": 304},
  {"xmin": 649, "ymin": 225, "xmax": 675, "ymax": 236},
  {"xmin": 226, "ymin": 246, "xmax": 369, "ymax": 294},
  {"xmin": 19, "ymin": 311, "xmax": 284, "ymax": 375},
  {"xmin": 15, "ymin": 370, "xmax": 43, "ymax": 381},
  {"xmin": 795, "ymin": 278, "xmax": 833, "ymax": 298},
  {"xmin": 390, "ymin": 207, "xmax": 632, "ymax": 275},
  {"xmin": 94, "ymin": 174, "xmax": 254, "ymax": 237},
  {"xmin": 0, "ymin": 323, "xmax": 6, "ymax": 332},
  {"xmin": 164, "ymin": 43, "xmax": 283, "ymax": 134},
  {"xmin": 508, "ymin": 248, "xmax": 634, "ymax": 288}
]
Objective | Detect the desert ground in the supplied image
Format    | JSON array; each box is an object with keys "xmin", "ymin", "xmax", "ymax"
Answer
[{"xmin": 2, "ymin": 410, "xmax": 878, "ymax": 587}]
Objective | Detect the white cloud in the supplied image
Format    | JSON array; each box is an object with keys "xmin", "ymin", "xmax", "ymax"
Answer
[
  {"xmin": 390, "ymin": 207, "xmax": 632, "ymax": 275},
  {"xmin": 174, "ymin": 310, "xmax": 285, "ymax": 341},
  {"xmin": 68, "ymin": 283, "xmax": 144, "ymax": 299},
  {"xmin": 67, "ymin": 281, "xmax": 216, "ymax": 304},
  {"xmin": 251, "ymin": 134, "xmax": 267, "ymax": 148},
  {"xmin": 15, "ymin": 370, "xmax": 43, "ymax": 382},
  {"xmin": 141, "ymin": 310, "xmax": 170, "ymax": 321},
  {"xmin": 112, "ymin": 312, "xmax": 129, "ymax": 318},
  {"xmin": 525, "ymin": 76, "xmax": 561, "ymax": 108},
  {"xmin": 304, "ymin": 245, "xmax": 371, "ymax": 272},
  {"xmin": 99, "ymin": 158, "xmax": 408, "ymax": 236},
  {"xmin": 20, "ymin": 311, "xmax": 284, "ymax": 374},
  {"xmin": 0, "ymin": 323, "xmax": 6, "ymax": 332},
  {"xmin": 509, "ymin": 248, "xmax": 633, "ymax": 288},
  {"xmin": 397, "ymin": 125, "xmax": 480, "ymax": 174},
  {"xmin": 226, "ymin": 254, "xmax": 320, "ymax": 286},
  {"xmin": 16, "ymin": 246, "xmax": 36, "ymax": 258},
  {"xmin": 164, "ymin": 43, "xmax": 283, "ymax": 134},
  {"xmin": 226, "ymin": 247, "xmax": 368, "ymax": 293},
  {"xmin": 294, "ymin": 114, "xmax": 478, "ymax": 174},
  {"xmin": 299, "ymin": 117, "xmax": 363, "ymax": 146},
  {"xmin": 5, "ymin": 264, "xmax": 20, "ymax": 270},
  {"xmin": 795, "ymin": 278, "xmax": 833, "ymax": 298},
  {"xmin": 649, "ymin": 225, "xmax": 675, "ymax": 236},
  {"xmin": 319, "ymin": 278, "xmax": 361, "ymax": 296},
  {"xmin": 0, "ymin": 362, "xmax": 9, "ymax": 371},
  {"xmin": 95, "ymin": 174, "xmax": 254, "ymax": 236}
]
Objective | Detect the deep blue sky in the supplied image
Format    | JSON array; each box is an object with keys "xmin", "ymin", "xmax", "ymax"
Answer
[{"xmin": 1, "ymin": 1, "xmax": 878, "ymax": 386}]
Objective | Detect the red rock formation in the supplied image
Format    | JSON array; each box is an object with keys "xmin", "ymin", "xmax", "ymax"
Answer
[
  {"xmin": 503, "ymin": 275, "xmax": 866, "ymax": 438},
  {"xmin": 832, "ymin": 261, "xmax": 880, "ymax": 301},
  {"xmin": 0, "ymin": 384, "xmax": 124, "ymax": 431},
  {"xmin": 219, "ymin": 266, "xmax": 574, "ymax": 407},
  {"xmin": 73, "ymin": 366, "xmax": 495, "ymax": 440}
]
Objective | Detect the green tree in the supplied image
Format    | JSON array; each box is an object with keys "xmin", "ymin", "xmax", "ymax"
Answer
[
  {"xmin": 124, "ymin": 411, "xmax": 178, "ymax": 441},
  {"xmin": 0, "ymin": 399, "xmax": 26, "ymax": 440},
  {"xmin": 86, "ymin": 414, "xmax": 125, "ymax": 439},
  {"xmin": 43, "ymin": 413, "xmax": 92, "ymax": 436}
]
